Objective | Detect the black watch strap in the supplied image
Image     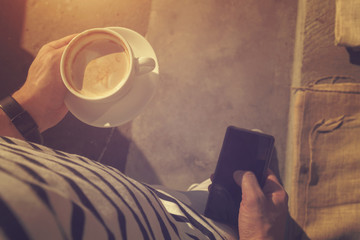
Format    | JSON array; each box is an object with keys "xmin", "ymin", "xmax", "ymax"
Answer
[{"xmin": 0, "ymin": 96, "xmax": 43, "ymax": 144}]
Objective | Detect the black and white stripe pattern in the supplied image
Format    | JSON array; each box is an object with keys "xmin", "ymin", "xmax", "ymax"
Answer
[{"xmin": 0, "ymin": 137, "xmax": 226, "ymax": 239}]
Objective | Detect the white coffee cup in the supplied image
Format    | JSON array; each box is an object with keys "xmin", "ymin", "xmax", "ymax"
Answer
[{"xmin": 60, "ymin": 28, "xmax": 155, "ymax": 103}]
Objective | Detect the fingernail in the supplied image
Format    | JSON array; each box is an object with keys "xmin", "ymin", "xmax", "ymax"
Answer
[{"xmin": 233, "ymin": 170, "xmax": 246, "ymax": 185}]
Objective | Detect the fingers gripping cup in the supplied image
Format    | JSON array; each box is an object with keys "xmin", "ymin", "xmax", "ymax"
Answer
[{"xmin": 61, "ymin": 28, "xmax": 155, "ymax": 103}]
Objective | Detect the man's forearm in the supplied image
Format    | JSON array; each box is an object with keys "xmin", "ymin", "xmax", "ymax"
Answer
[{"xmin": 0, "ymin": 108, "xmax": 25, "ymax": 140}]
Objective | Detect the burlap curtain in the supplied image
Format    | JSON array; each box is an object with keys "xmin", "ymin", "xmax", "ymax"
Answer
[
  {"xmin": 289, "ymin": 79, "xmax": 360, "ymax": 239},
  {"xmin": 335, "ymin": 0, "xmax": 360, "ymax": 47}
]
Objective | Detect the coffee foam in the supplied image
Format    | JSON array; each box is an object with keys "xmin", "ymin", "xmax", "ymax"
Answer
[
  {"xmin": 80, "ymin": 52, "xmax": 129, "ymax": 97},
  {"xmin": 65, "ymin": 32, "xmax": 130, "ymax": 98}
]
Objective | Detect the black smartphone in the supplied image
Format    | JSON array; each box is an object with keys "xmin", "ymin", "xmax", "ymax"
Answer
[{"xmin": 204, "ymin": 126, "xmax": 275, "ymax": 228}]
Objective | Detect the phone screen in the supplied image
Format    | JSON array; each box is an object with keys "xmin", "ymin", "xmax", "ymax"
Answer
[{"xmin": 213, "ymin": 126, "xmax": 274, "ymax": 202}]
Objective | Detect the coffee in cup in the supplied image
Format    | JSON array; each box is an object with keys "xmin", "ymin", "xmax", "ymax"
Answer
[{"xmin": 61, "ymin": 28, "xmax": 155, "ymax": 103}]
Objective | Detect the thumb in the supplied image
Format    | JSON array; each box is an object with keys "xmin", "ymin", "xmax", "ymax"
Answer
[{"xmin": 233, "ymin": 170, "xmax": 264, "ymax": 203}]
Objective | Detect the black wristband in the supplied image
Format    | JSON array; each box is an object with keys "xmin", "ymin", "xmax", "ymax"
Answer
[{"xmin": 0, "ymin": 96, "xmax": 43, "ymax": 144}]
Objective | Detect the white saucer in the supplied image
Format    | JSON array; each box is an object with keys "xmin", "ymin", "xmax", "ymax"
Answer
[{"xmin": 64, "ymin": 27, "xmax": 159, "ymax": 128}]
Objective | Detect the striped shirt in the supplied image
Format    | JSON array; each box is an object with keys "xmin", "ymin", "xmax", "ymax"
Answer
[{"xmin": 0, "ymin": 136, "xmax": 233, "ymax": 240}]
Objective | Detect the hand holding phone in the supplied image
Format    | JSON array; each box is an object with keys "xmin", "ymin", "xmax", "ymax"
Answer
[
  {"xmin": 234, "ymin": 169, "xmax": 288, "ymax": 240},
  {"xmin": 204, "ymin": 126, "xmax": 275, "ymax": 228}
]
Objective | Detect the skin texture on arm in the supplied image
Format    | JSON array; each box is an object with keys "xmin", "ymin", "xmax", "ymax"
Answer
[
  {"xmin": 233, "ymin": 169, "xmax": 289, "ymax": 240},
  {"xmin": 0, "ymin": 110, "xmax": 24, "ymax": 139},
  {"xmin": 0, "ymin": 34, "xmax": 77, "ymax": 139}
]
